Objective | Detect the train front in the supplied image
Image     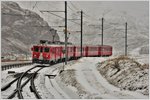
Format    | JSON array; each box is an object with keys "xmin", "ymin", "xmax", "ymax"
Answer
[{"xmin": 31, "ymin": 45, "xmax": 50, "ymax": 64}]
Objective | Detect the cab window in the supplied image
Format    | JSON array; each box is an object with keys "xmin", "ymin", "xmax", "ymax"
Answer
[
  {"xmin": 44, "ymin": 47, "xmax": 50, "ymax": 52},
  {"xmin": 34, "ymin": 47, "xmax": 39, "ymax": 52}
]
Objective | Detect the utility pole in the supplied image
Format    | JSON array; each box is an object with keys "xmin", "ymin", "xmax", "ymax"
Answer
[
  {"xmin": 65, "ymin": 1, "xmax": 68, "ymax": 65},
  {"xmin": 81, "ymin": 10, "xmax": 83, "ymax": 57},
  {"xmin": 125, "ymin": 22, "xmax": 127, "ymax": 56},
  {"xmin": 101, "ymin": 17, "xmax": 104, "ymax": 46}
]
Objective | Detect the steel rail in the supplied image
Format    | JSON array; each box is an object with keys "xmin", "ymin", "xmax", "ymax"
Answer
[
  {"xmin": 7, "ymin": 66, "xmax": 37, "ymax": 99},
  {"xmin": 17, "ymin": 66, "xmax": 43, "ymax": 99},
  {"xmin": 30, "ymin": 68, "xmax": 43, "ymax": 99},
  {"xmin": 1, "ymin": 76, "xmax": 21, "ymax": 91}
]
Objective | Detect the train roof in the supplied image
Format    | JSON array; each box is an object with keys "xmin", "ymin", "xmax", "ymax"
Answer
[{"xmin": 32, "ymin": 44, "xmax": 112, "ymax": 47}]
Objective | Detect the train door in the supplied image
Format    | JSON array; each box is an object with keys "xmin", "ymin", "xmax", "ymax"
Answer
[
  {"xmin": 98, "ymin": 46, "xmax": 101, "ymax": 56},
  {"xmin": 85, "ymin": 46, "xmax": 88, "ymax": 57},
  {"xmin": 73, "ymin": 46, "xmax": 76, "ymax": 58},
  {"xmin": 39, "ymin": 46, "xmax": 43, "ymax": 60}
]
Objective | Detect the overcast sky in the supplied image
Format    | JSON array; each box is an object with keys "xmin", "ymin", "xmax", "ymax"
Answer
[{"xmin": 16, "ymin": 1, "xmax": 149, "ymax": 29}]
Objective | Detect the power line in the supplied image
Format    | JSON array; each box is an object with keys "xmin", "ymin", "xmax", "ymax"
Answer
[
  {"xmin": 41, "ymin": 11, "xmax": 64, "ymax": 19},
  {"xmin": 40, "ymin": 10, "xmax": 81, "ymax": 26},
  {"xmin": 69, "ymin": 1, "xmax": 98, "ymax": 21},
  {"xmin": 69, "ymin": 1, "xmax": 80, "ymax": 11},
  {"xmin": 83, "ymin": 13, "xmax": 98, "ymax": 21},
  {"xmin": 67, "ymin": 4, "xmax": 77, "ymax": 12},
  {"xmin": 32, "ymin": 1, "xmax": 38, "ymax": 10},
  {"xmin": 68, "ymin": 20, "xmax": 81, "ymax": 25}
]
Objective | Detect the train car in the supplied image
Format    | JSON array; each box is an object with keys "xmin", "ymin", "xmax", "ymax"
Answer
[
  {"xmin": 31, "ymin": 44, "xmax": 112, "ymax": 65},
  {"xmin": 86, "ymin": 46, "xmax": 99, "ymax": 57},
  {"xmin": 83, "ymin": 45, "xmax": 112, "ymax": 57},
  {"xmin": 99, "ymin": 45, "xmax": 112, "ymax": 56}
]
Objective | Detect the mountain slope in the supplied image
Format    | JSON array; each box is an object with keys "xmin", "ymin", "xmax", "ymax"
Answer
[{"xmin": 1, "ymin": 1, "xmax": 59, "ymax": 56}]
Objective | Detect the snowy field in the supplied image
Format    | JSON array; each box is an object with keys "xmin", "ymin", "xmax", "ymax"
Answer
[{"xmin": 1, "ymin": 56, "xmax": 149, "ymax": 99}]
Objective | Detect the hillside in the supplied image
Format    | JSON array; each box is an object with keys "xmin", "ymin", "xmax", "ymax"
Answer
[{"xmin": 1, "ymin": 1, "xmax": 59, "ymax": 56}]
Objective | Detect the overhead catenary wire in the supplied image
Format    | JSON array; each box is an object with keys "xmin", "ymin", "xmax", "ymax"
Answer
[
  {"xmin": 68, "ymin": 1, "xmax": 100, "ymax": 29},
  {"xmin": 69, "ymin": 1, "xmax": 80, "ymax": 11},
  {"xmin": 32, "ymin": 1, "xmax": 38, "ymax": 10},
  {"xmin": 67, "ymin": 4, "xmax": 77, "ymax": 12},
  {"xmin": 41, "ymin": 11, "xmax": 65, "ymax": 19},
  {"xmin": 69, "ymin": 1, "xmax": 98, "ymax": 21},
  {"xmin": 83, "ymin": 13, "xmax": 98, "ymax": 21},
  {"xmin": 47, "ymin": 2, "xmax": 94, "ymax": 27},
  {"xmin": 2, "ymin": 1, "xmax": 98, "ymax": 32}
]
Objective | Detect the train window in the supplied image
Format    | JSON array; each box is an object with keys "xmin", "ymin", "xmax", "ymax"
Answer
[
  {"xmin": 77, "ymin": 47, "xmax": 81, "ymax": 51},
  {"xmin": 102, "ymin": 48, "xmax": 105, "ymax": 51},
  {"xmin": 34, "ymin": 47, "xmax": 39, "ymax": 52},
  {"xmin": 44, "ymin": 47, "xmax": 49, "ymax": 52},
  {"xmin": 102, "ymin": 48, "xmax": 110, "ymax": 51},
  {"xmin": 89, "ymin": 47, "xmax": 97, "ymax": 51}
]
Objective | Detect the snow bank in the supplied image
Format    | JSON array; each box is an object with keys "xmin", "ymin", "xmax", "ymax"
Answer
[
  {"xmin": 59, "ymin": 57, "xmax": 148, "ymax": 99},
  {"xmin": 59, "ymin": 69, "xmax": 87, "ymax": 98},
  {"xmin": 97, "ymin": 56, "xmax": 149, "ymax": 95}
]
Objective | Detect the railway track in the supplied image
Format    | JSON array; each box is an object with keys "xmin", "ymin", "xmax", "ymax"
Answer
[
  {"xmin": 2, "ymin": 61, "xmax": 74, "ymax": 99},
  {"xmin": 30, "ymin": 68, "xmax": 42, "ymax": 99},
  {"xmin": 1, "ymin": 65, "xmax": 44, "ymax": 99}
]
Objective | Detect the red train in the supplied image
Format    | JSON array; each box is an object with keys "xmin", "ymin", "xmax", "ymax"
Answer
[{"xmin": 31, "ymin": 42, "xmax": 112, "ymax": 64}]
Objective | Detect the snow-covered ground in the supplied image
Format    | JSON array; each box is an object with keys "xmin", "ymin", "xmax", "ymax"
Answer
[
  {"xmin": 60, "ymin": 57, "xmax": 148, "ymax": 99},
  {"xmin": 1, "ymin": 64, "xmax": 35, "ymax": 99},
  {"xmin": 1, "ymin": 56, "xmax": 149, "ymax": 99}
]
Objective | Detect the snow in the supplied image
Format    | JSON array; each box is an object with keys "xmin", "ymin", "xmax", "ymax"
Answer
[
  {"xmin": 1, "ymin": 57, "xmax": 148, "ymax": 99},
  {"xmin": 1, "ymin": 64, "xmax": 34, "ymax": 86},
  {"xmin": 62, "ymin": 57, "xmax": 148, "ymax": 99},
  {"xmin": 1, "ymin": 64, "xmax": 35, "ymax": 99}
]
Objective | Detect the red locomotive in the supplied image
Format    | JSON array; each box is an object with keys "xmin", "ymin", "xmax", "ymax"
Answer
[{"xmin": 31, "ymin": 40, "xmax": 112, "ymax": 64}]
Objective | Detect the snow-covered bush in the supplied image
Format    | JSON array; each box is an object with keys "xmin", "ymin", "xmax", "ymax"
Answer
[{"xmin": 97, "ymin": 55, "xmax": 149, "ymax": 95}]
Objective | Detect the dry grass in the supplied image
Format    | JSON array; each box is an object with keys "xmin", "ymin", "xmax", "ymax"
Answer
[
  {"xmin": 99, "ymin": 55, "xmax": 143, "ymax": 69},
  {"xmin": 141, "ymin": 64, "xmax": 149, "ymax": 69},
  {"xmin": 97, "ymin": 55, "xmax": 149, "ymax": 95}
]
